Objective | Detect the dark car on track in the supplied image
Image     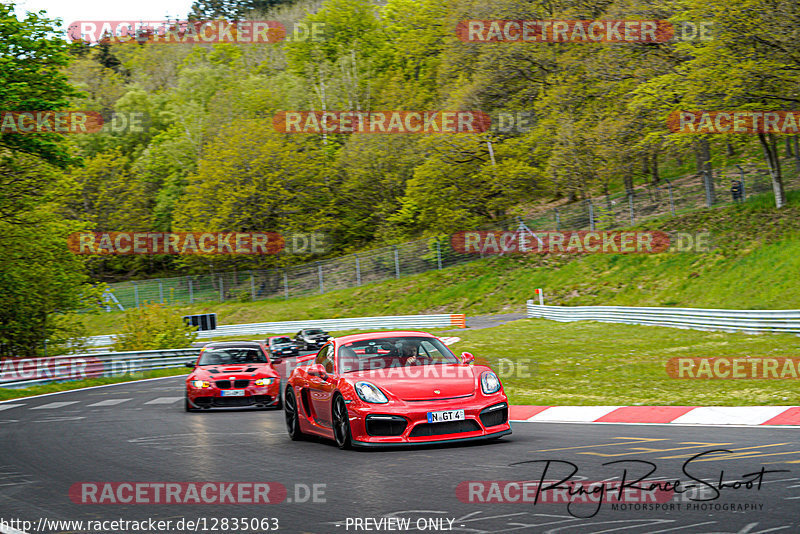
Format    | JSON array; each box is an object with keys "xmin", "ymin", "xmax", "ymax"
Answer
[
  {"xmin": 268, "ymin": 335, "xmax": 300, "ymax": 357},
  {"xmin": 294, "ymin": 328, "xmax": 331, "ymax": 351},
  {"xmin": 185, "ymin": 341, "xmax": 282, "ymax": 411}
]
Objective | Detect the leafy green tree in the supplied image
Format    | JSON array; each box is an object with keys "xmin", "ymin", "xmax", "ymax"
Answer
[{"xmin": 113, "ymin": 303, "xmax": 198, "ymax": 351}]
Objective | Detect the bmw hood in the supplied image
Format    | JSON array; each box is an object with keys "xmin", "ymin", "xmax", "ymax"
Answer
[{"xmin": 194, "ymin": 365, "xmax": 277, "ymax": 378}]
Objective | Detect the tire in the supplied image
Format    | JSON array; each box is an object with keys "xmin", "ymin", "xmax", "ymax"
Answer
[
  {"xmin": 332, "ymin": 394, "xmax": 352, "ymax": 450},
  {"xmin": 284, "ymin": 386, "xmax": 303, "ymax": 441},
  {"xmin": 185, "ymin": 396, "xmax": 196, "ymax": 412}
]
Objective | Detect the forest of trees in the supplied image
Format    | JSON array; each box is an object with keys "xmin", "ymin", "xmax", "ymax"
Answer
[{"xmin": 2, "ymin": 0, "xmax": 800, "ymax": 356}]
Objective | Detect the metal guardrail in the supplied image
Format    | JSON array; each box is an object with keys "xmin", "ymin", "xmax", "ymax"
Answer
[
  {"xmin": 526, "ymin": 303, "xmax": 800, "ymax": 334},
  {"xmin": 86, "ymin": 314, "xmax": 467, "ymax": 348},
  {"xmin": 0, "ymin": 348, "xmax": 198, "ymax": 389}
]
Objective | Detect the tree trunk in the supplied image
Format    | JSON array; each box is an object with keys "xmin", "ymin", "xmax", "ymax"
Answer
[
  {"xmin": 651, "ymin": 152, "xmax": 659, "ymax": 185},
  {"xmin": 794, "ymin": 136, "xmax": 800, "ymax": 173},
  {"xmin": 623, "ymin": 173, "xmax": 634, "ymax": 196},
  {"xmin": 786, "ymin": 137, "xmax": 793, "ymax": 158},
  {"xmin": 726, "ymin": 142, "xmax": 735, "ymax": 157},
  {"xmin": 758, "ymin": 132, "xmax": 787, "ymax": 208}
]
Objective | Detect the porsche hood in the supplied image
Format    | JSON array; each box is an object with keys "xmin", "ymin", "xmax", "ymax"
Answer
[{"xmin": 344, "ymin": 365, "xmax": 481, "ymax": 401}]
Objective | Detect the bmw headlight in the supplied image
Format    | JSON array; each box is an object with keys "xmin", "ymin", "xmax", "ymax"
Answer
[
  {"xmin": 480, "ymin": 371, "xmax": 501, "ymax": 394},
  {"xmin": 355, "ymin": 382, "xmax": 389, "ymax": 404},
  {"xmin": 255, "ymin": 378, "xmax": 275, "ymax": 386},
  {"xmin": 190, "ymin": 380, "xmax": 210, "ymax": 388}
]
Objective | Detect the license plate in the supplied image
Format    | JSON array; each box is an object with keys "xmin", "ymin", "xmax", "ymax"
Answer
[
  {"xmin": 427, "ymin": 409, "xmax": 465, "ymax": 423},
  {"xmin": 221, "ymin": 390, "xmax": 245, "ymax": 397}
]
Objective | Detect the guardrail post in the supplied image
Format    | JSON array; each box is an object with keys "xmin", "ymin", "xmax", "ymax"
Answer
[
  {"xmin": 555, "ymin": 208, "xmax": 560, "ymax": 231},
  {"xmin": 436, "ymin": 240, "xmax": 442, "ymax": 270},
  {"xmin": 355, "ymin": 254, "xmax": 361, "ymax": 286},
  {"xmin": 317, "ymin": 261, "xmax": 324, "ymax": 294},
  {"xmin": 628, "ymin": 193, "xmax": 635, "ymax": 225},
  {"xmin": 219, "ymin": 278, "xmax": 224, "ymax": 302},
  {"xmin": 158, "ymin": 279, "xmax": 164, "ymax": 304},
  {"xmin": 250, "ymin": 271, "xmax": 256, "ymax": 301},
  {"xmin": 393, "ymin": 245, "xmax": 400, "ymax": 279},
  {"xmin": 588, "ymin": 200, "xmax": 596, "ymax": 231},
  {"xmin": 283, "ymin": 270, "xmax": 289, "ymax": 299},
  {"xmin": 188, "ymin": 278, "xmax": 193, "ymax": 304},
  {"xmin": 133, "ymin": 281, "xmax": 139, "ymax": 308}
]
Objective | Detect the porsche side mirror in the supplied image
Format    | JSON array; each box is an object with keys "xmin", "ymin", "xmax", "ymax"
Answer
[
  {"xmin": 308, "ymin": 364, "xmax": 328, "ymax": 380},
  {"xmin": 185, "ymin": 362, "xmax": 196, "ymax": 368},
  {"xmin": 271, "ymin": 357, "xmax": 283, "ymax": 365},
  {"xmin": 461, "ymin": 352, "xmax": 475, "ymax": 364}
]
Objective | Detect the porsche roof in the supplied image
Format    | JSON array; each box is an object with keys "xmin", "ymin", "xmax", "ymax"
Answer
[{"xmin": 334, "ymin": 331, "xmax": 436, "ymax": 344}]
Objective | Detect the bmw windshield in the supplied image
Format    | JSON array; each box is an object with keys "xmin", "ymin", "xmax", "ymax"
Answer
[
  {"xmin": 337, "ymin": 337, "xmax": 458, "ymax": 373},
  {"xmin": 198, "ymin": 348, "xmax": 268, "ymax": 366}
]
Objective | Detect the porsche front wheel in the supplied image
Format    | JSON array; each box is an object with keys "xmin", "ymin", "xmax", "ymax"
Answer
[
  {"xmin": 332, "ymin": 394, "xmax": 352, "ymax": 450},
  {"xmin": 284, "ymin": 387, "xmax": 303, "ymax": 440}
]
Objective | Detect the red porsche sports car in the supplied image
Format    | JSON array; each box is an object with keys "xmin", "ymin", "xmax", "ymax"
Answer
[
  {"xmin": 284, "ymin": 331, "xmax": 511, "ymax": 448},
  {"xmin": 185, "ymin": 341, "xmax": 282, "ymax": 411}
]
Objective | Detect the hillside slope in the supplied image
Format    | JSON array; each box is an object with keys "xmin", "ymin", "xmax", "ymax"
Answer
[{"xmin": 83, "ymin": 190, "xmax": 800, "ymax": 335}]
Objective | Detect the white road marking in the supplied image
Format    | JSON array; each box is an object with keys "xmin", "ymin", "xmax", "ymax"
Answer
[
  {"xmin": 670, "ymin": 406, "xmax": 789, "ymax": 426},
  {"xmin": 528, "ymin": 406, "xmax": 622, "ymax": 423},
  {"xmin": 0, "ymin": 404, "xmax": 24, "ymax": 411},
  {"xmin": 144, "ymin": 397, "xmax": 182, "ymax": 405},
  {"xmin": 32, "ymin": 416, "xmax": 86, "ymax": 423},
  {"xmin": 30, "ymin": 401, "xmax": 79, "ymax": 410},
  {"xmin": 87, "ymin": 398, "xmax": 132, "ymax": 407}
]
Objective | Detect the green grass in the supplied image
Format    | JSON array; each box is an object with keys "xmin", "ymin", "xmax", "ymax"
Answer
[
  {"xmin": 0, "ymin": 367, "xmax": 189, "ymax": 402},
  {"xmin": 455, "ymin": 318, "xmax": 800, "ymax": 406}
]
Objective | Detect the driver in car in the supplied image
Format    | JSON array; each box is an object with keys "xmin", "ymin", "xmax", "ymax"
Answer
[{"xmin": 399, "ymin": 342, "xmax": 420, "ymax": 366}]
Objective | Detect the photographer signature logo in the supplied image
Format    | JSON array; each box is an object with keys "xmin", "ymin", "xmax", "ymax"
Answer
[{"xmin": 457, "ymin": 449, "xmax": 789, "ymax": 518}]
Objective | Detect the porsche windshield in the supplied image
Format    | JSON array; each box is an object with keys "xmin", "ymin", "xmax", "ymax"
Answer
[
  {"xmin": 198, "ymin": 348, "xmax": 268, "ymax": 365},
  {"xmin": 337, "ymin": 337, "xmax": 458, "ymax": 373}
]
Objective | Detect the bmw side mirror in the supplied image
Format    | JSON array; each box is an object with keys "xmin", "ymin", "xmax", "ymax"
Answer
[{"xmin": 461, "ymin": 352, "xmax": 475, "ymax": 364}]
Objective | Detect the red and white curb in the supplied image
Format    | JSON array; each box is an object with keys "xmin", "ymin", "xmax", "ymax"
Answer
[{"xmin": 509, "ymin": 405, "xmax": 800, "ymax": 426}]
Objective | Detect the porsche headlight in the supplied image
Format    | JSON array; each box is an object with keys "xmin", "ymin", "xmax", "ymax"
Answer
[
  {"xmin": 480, "ymin": 371, "xmax": 501, "ymax": 394},
  {"xmin": 355, "ymin": 382, "xmax": 389, "ymax": 404},
  {"xmin": 255, "ymin": 378, "xmax": 275, "ymax": 386},
  {"xmin": 190, "ymin": 380, "xmax": 210, "ymax": 388}
]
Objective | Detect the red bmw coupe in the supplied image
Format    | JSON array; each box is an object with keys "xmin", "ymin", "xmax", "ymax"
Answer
[
  {"xmin": 185, "ymin": 341, "xmax": 282, "ymax": 411},
  {"xmin": 284, "ymin": 331, "xmax": 511, "ymax": 448}
]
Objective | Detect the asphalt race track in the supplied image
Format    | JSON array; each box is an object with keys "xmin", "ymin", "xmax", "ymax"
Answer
[{"xmin": 1, "ymin": 371, "xmax": 799, "ymax": 534}]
